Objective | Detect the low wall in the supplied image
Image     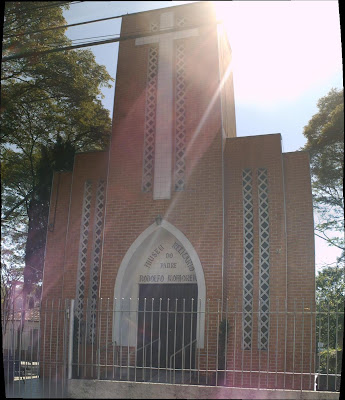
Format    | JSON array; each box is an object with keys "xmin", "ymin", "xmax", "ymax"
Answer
[{"xmin": 67, "ymin": 379, "xmax": 340, "ymax": 399}]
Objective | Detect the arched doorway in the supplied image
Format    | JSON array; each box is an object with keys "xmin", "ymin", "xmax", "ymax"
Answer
[{"xmin": 113, "ymin": 220, "xmax": 206, "ymax": 375}]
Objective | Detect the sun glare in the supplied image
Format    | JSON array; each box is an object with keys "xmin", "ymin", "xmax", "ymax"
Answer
[{"xmin": 212, "ymin": 1, "xmax": 342, "ymax": 107}]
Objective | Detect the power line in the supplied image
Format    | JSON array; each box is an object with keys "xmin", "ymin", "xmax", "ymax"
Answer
[
  {"xmin": 6, "ymin": 27, "xmax": 147, "ymax": 51},
  {"xmin": 34, "ymin": 24, "xmax": 163, "ymax": 48},
  {"xmin": 5, "ymin": 1, "xmax": 81, "ymax": 16},
  {"xmin": 39, "ymin": 33, "xmax": 119, "ymax": 49},
  {"xmin": 3, "ymin": 2, "xmax": 192, "ymax": 39},
  {"xmin": 3, "ymin": 10, "xmax": 124, "ymax": 39},
  {"xmin": 2, "ymin": 20, "xmax": 219, "ymax": 62},
  {"xmin": 68, "ymin": 33, "xmax": 120, "ymax": 43}
]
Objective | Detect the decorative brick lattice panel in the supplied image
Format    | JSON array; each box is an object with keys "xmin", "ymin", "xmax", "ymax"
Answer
[
  {"xmin": 87, "ymin": 179, "xmax": 105, "ymax": 344},
  {"xmin": 174, "ymin": 41, "xmax": 187, "ymax": 191},
  {"xmin": 151, "ymin": 22, "xmax": 159, "ymax": 32},
  {"xmin": 242, "ymin": 169, "xmax": 254, "ymax": 350},
  {"xmin": 142, "ymin": 46, "xmax": 159, "ymax": 192},
  {"xmin": 257, "ymin": 168, "xmax": 270, "ymax": 350},
  {"xmin": 176, "ymin": 16, "xmax": 187, "ymax": 27},
  {"xmin": 75, "ymin": 180, "xmax": 92, "ymax": 322}
]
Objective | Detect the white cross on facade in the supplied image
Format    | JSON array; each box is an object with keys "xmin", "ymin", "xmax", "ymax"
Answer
[{"xmin": 136, "ymin": 11, "xmax": 198, "ymax": 199}]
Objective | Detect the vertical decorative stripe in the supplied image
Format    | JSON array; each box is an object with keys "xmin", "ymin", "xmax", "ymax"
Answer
[
  {"xmin": 142, "ymin": 46, "xmax": 159, "ymax": 192},
  {"xmin": 174, "ymin": 41, "xmax": 186, "ymax": 191},
  {"xmin": 87, "ymin": 179, "xmax": 105, "ymax": 344},
  {"xmin": 75, "ymin": 180, "xmax": 92, "ymax": 321},
  {"xmin": 258, "ymin": 168, "xmax": 270, "ymax": 350},
  {"xmin": 242, "ymin": 169, "xmax": 254, "ymax": 350}
]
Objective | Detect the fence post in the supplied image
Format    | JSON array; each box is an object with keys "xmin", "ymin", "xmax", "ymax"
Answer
[{"xmin": 68, "ymin": 299, "xmax": 75, "ymax": 380}]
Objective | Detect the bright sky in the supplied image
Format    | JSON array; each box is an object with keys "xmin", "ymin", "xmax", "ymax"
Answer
[
  {"xmin": 63, "ymin": 1, "xmax": 343, "ymax": 270},
  {"xmin": 215, "ymin": 1, "xmax": 342, "ymax": 105}
]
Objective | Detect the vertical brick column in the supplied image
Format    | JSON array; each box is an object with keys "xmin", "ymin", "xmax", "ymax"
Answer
[
  {"xmin": 224, "ymin": 134, "xmax": 289, "ymax": 388},
  {"xmin": 42, "ymin": 171, "xmax": 72, "ymax": 300},
  {"xmin": 284, "ymin": 151, "xmax": 315, "ymax": 390}
]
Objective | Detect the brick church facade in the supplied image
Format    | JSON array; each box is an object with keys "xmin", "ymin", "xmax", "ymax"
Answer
[{"xmin": 41, "ymin": 2, "xmax": 315, "ymax": 389}]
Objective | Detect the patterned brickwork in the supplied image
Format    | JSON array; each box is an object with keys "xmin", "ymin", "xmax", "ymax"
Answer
[
  {"xmin": 257, "ymin": 168, "xmax": 270, "ymax": 350},
  {"xmin": 87, "ymin": 179, "xmax": 106, "ymax": 344},
  {"xmin": 150, "ymin": 22, "xmax": 158, "ymax": 32},
  {"xmin": 75, "ymin": 180, "xmax": 93, "ymax": 321},
  {"xmin": 176, "ymin": 16, "xmax": 187, "ymax": 27},
  {"xmin": 242, "ymin": 169, "xmax": 254, "ymax": 350},
  {"xmin": 174, "ymin": 41, "xmax": 187, "ymax": 191},
  {"xmin": 142, "ymin": 46, "xmax": 159, "ymax": 192}
]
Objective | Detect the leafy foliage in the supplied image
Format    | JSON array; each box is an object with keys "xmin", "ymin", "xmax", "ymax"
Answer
[
  {"xmin": 316, "ymin": 265, "xmax": 344, "ymax": 387},
  {"xmin": 316, "ymin": 266, "xmax": 344, "ymax": 349},
  {"xmin": 302, "ymin": 88, "xmax": 344, "ymax": 258},
  {"xmin": 1, "ymin": 2, "xmax": 113, "ymax": 300},
  {"xmin": 304, "ymin": 89, "xmax": 344, "ymax": 386}
]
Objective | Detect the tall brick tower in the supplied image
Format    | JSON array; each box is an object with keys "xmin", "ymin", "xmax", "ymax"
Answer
[{"xmin": 42, "ymin": 1, "xmax": 315, "ymax": 389}]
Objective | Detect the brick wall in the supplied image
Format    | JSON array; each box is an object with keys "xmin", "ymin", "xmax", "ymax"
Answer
[
  {"xmin": 61, "ymin": 151, "xmax": 108, "ymax": 302},
  {"xmin": 223, "ymin": 135, "xmax": 315, "ymax": 389},
  {"xmin": 41, "ymin": 2, "xmax": 315, "ymax": 389},
  {"xmin": 101, "ymin": 2, "xmax": 223, "ymax": 303},
  {"xmin": 283, "ymin": 151, "xmax": 316, "ymax": 389},
  {"xmin": 42, "ymin": 171, "xmax": 72, "ymax": 300}
]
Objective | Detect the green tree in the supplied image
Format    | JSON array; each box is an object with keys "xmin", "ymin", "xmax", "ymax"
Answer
[
  {"xmin": 316, "ymin": 266, "xmax": 344, "ymax": 348},
  {"xmin": 315, "ymin": 266, "xmax": 344, "ymax": 386},
  {"xmin": 1, "ymin": 2, "xmax": 113, "ymax": 305},
  {"xmin": 302, "ymin": 88, "xmax": 344, "ymax": 259},
  {"xmin": 302, "ymin": 88, "xmax": 344, "ymax": 390}
]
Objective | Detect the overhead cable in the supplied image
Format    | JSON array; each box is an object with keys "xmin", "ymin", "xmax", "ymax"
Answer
[
  {"xmin": 5, "ymin": 1, "xmax": 81, "ymax": 16},
  {"xmin": 2, "ymin": 21, "xmax": 220, "ymax": 62},
  {"xmin": 3, "ymin": 11, "xmax": 124, "ymax": 39},
  {"xmin": 3, "ymin": 3, "xmax": 188, "ymax": 39}
]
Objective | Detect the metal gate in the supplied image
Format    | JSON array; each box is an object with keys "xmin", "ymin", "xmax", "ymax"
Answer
[{"xmin": 136, "ymin": 284, "xmax": 198, "ymax": 381}]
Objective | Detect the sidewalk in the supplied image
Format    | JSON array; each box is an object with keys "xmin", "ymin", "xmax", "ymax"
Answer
[{"xmin": 5, "ymin": 377, "xmax": 67, "ymax": 399}]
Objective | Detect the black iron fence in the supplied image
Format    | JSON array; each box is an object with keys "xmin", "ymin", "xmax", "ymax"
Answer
[{"xmin": 2, "ymin": 298, "xmax": 343, "ymax": 398}]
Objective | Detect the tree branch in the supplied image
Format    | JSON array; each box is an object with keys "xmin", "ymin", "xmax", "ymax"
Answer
[
  {"xmin": 2, "ymin": 190, "xmax": 33, "ymax": 221},
  {"xmin": 315, "ymin": 232, "xmax": 345, "ymax": 251}
]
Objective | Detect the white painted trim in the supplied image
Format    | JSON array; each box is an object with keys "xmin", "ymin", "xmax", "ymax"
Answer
[
  {"xmin": 135, "ymin": 28, "xmax": 199, "ymax": 46},
  {"xmin": 113, "ymin": 220, "xmax": 206, "ymax": 348},
  {"xmin": 135, "ymin": 10, "xmax": 199, "ymax": 200}
]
